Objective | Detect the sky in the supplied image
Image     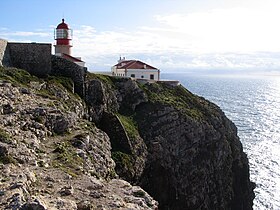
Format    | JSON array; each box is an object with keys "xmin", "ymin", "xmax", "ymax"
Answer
[{"xmin": 1, "ymin": 0, "xmax": 280, "ymax": 74}]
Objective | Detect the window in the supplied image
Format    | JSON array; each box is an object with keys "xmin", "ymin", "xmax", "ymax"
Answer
[
  {"xmin": 150, "ymin": 74, "xmax": 154, "ymax": 80},
  {"xmin": 56, "ymin": 29, "xmax": 72, "ymax": 39},
  {"xmin": 131, "ymin": 74, "xmax": 135, "ymax": 78}
]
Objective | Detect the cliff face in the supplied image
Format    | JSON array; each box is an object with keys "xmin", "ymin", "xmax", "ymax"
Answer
[
  {"xmin": 0, "ymin": 67, "xmax": 158, "ymax": 210},
  {"xmin": 0, "ymin": 67, "xmax": 254, "ymax": 210},
  {"xmin": 85, "ymin": 75, "xmax": 255, "ymax": 210},
  {"xmin": 135, "ymin": 84, "xmax": 255, "ymax": 210}
]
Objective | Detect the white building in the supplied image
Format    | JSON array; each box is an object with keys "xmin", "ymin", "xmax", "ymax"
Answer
[{"xmin": 111, "ymin": 57, "xmax": 160, "ymax": 81}]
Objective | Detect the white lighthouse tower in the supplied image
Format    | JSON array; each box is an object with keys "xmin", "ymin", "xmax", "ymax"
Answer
[{"xmin": 54, "ymin": 18, "xmax": 85, "ymax": 67}]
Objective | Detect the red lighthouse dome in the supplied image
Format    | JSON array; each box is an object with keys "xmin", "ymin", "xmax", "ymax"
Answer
[
  {"xmin": 54, "ymin": 18, "xmax": 72, "ymax": 55},
  {"xmin": 56, "ymin": 18, "xmax": 69, "ymax": 30}
]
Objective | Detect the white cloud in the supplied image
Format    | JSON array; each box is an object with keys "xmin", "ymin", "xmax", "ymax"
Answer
[
  {"xmin": 0, "ymin": 31, "xmax": 50, "ymax": 38},
  {"xmin": 2, "ymin": 3, "xmax": 280, "ymax": 73},
  {"xmin": 155, "ymin": 7, "xmax": 280, "ymax": 53},
  {"xmin": 71, "ymin": 28, "xmax": 279, "ymax": 71}
]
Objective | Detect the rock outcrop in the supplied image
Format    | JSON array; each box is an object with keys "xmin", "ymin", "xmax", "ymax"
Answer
[
  {"xmin": 0, "ymin": 67, "xmax": 158, "ymax": 209},
  {"xmin": 0, "ymin": 66, "xmax": 254, "ymax": 210},
  {"xmin": 85, "ymin": 75, "xmax": 255, "ymax": 210},
  {"xmin": 135, "ymin": 84, "xmax": 255, "ymax": 210}
]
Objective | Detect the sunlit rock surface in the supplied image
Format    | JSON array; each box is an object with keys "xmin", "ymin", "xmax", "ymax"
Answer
[{"xmin": 0, "ymin": 67, "xmax": 254, "ymax": 209}]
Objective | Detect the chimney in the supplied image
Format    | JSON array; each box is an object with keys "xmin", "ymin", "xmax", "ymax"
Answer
[{"xmin": 118, "ymin": 56, "xmax": 126, "ymax": 63}]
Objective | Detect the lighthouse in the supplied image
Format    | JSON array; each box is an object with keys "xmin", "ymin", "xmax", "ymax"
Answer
[
  {"xmin": 54, "ymin": 18, "xmax": 85, "ymax": 67},
  {"xmin": 54, "ymin": 18, "xmax": 72, "ymax": 55}
]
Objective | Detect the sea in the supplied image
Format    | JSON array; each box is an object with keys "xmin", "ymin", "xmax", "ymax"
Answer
[{"xmin": 161, "ymin": 73, "xmax": 280, "ymax": 210}]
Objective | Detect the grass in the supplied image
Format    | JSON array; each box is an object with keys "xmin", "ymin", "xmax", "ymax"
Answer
[
  {"xmin": 0, "ymin": 67, "xmax": 75, "ymax": 93},
  {"xmin": 0, "ymin": 66, "xmax": 79, "ymax": 100},
  {"xmin": 52, "ymin": 141, "xmax": 84, "ymax": 177},
  {"xmin": 0, "ymin": 128, "xmax": 12, "ymax": 144},
  {"xmin": 0, "ymin": 130, "xmax": 16, "ymax": 164},
  {"xmin": 86, "ymin": 72, "xmax": 129, "ymax": 89},
  {"xmin": 111, "ymin": 151, "xmax": 133, "ymax": 172},
  {"xmin": 0, "ymin": 155, "xmax": 17, "ymax": 164},
  {"xmin": 87, "ymin": 72, "xmax": 115, "ymax": 87},
  {"xmin": 35, "ymin": 76, "xmax": 83, "ymax": 113},
  {"xmin": 47, "ymin": 76, "xmax": 74, "ymax": 93},
  {"xmin": 133, "ymin": 189, "xmax": 146, "ymax": 197},
  {"xmin": 33, "ymin": 116, "xmax": 44, "ymax": 124},
  {"xmin": 117, "ymin": 114, "xmax": 139, "ymax": 140},
  {"xmin": 0, "ymin": 66, "xmax": 39, "ymax": 86},
  {"xmin": 139, "ymin": 82, "xmax": 207, "ymax": 121}
]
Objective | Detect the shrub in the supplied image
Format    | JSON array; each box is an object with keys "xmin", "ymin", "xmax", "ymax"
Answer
[
  {"xmin": 52, "ymin": 141, "xmax": 84, "ymax": 176},
  {"xmin": 117, "ymin": 114, "xmax": 139, "ymax": 139},
  {"xmin": 0, "ymin": 128, "xmax": 12, "ymax": 144}
]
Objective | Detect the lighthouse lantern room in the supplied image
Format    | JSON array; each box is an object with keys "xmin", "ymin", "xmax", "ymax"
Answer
[
  {"xmin": 54, "ymin": 18, "xmax": 85, "ymax": 67},
  {"xmin": 54, "ymin": 18, "xmax": 73, "ymax": 56}
]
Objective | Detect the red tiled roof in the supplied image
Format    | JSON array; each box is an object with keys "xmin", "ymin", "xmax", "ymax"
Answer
[
  {"xmin": 114, "ymin": 60, "xmax": 133, "ymax": 68},
  {"xmin": 115, "ymin": 60, "xmax": 158, "ymax": 70},
  {"xmin": 62, "ymin": 53, "xmax": 84, "ymax": 62}
]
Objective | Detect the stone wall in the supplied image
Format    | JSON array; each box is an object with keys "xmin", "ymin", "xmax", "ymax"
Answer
[
  {"xmin": 8, "ymin": 42, "xmax": 51, "ymax": 77},
  {"xmin": 0, "ymin": 39, "xmax": 7, "ymax": 66},
  {"xmin": 1, "ymin": 40, "xmax": 86, "ymax": 98},
  {"xmin": 51, "ymin": 55, "xmax": 87, "ymax": 98},
  {"xmin": 0, "ymin": 39, "xmax": 10, "ymax": 67}
]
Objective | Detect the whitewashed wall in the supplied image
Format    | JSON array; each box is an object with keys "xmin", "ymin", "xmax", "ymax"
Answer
[
  {"xmin": 127, "ymin": 69, "xmax": 159, "ymax": 80},
  {"xmin": 112, "ymin": 67, "xmax": 160, "ymax": 80}
]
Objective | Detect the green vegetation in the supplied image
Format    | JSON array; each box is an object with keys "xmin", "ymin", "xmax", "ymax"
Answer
[
  {"xmin": 36, "ymin": 76, "xmax": 83, "ymax": 113},
  {"xmin": 133, "ymin": 189, "xmax": 146, "ymax": 197},
  {"xmin": 52, "ymin": 141, "xmax": 84, "ymax": 177},
  {"xmin": 0, "ymin": 130, "xmax": 16, "ymax": 164},
  {"xmin": 47, "ymin": 76, "xmax": 74, "ymax": 93},
  {"xmin": 107, "ymin": 169, "xmax": 117, "ymax": 179},
  {"xmin": 139, "ymin": 82, "xmax": 207, "ymax": 120},
  {"xmin": 0, "ymin": 155, "xmax": 17, "ymax": 164},
  {"xmin": 0, "ymin": 66, "xmax": 80, "ymax": 103},
  {"xmin": 38, "ymin": 76, "xmax": 74, "ymax": 98},
  {"xmin": 0, "ymin": 67, "xmax": 75, "ymax": 92},
  {"xmin": 111, "ymin": 151, "xmax": 133, "ymax": 172},
  {"xmin": 0, "ymin": 66, "xmax": 39, "ymax": 86},
  {"xmin": 0, "ymin": 128, "xmax": 12, "ymax": 144},
  {"xmin": 87, "ymin": 72, "xmax": 115, "ymax": 87},
  {"xmin": 79, "ymin": 121, "xmax": 97, "ymax": 133},
  {"xmin": 117, "ymin": 114, "xmax": 139, "ymax": 140},
  {"xmin": 33, "ymin": 116, "xmax": 44, "ymax": 124},
  {"xmin": 87, "ymin": 72, "xmax": 128, "ymax": 89}
]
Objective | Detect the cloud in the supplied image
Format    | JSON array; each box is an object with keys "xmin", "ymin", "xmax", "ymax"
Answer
[
  {"xmin": 140, "ymin": 52, "xmax": 280, "ymax": 72},
  {"xmin": 2, "ymin": 4, "xmax": 280, "ymax": 73},
  {"xmin": 70, "ymin": 23, "xmax": 280, "ymax": 72},
  {"xmin": 155, "ymin": 7, "xmax": 280, "ymax": 53},
  {"xmin": 0, "ymin": 31, "xmax": 50, "ymax": 38}
]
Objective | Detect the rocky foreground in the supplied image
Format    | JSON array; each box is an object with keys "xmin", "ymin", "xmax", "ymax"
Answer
[
  {"xmin": 0, "ymin": 68, "xmax": 157, "ymax": 209},
  {"xmin": 0, "ymin": 67, "xmax": 254, "ymax": 210}
]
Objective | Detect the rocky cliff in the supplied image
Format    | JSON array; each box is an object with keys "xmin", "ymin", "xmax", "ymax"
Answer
[
  {"xmin": 85, "ymin": 74, "xmax": 255, "ymax": 210},
  {"xmin": 0, "ymin": 67, "xmax": 158, "ymax": 209},
  {"xmin": 0, "ymin": 66, "xmax": 255, "ymax": 210}
]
